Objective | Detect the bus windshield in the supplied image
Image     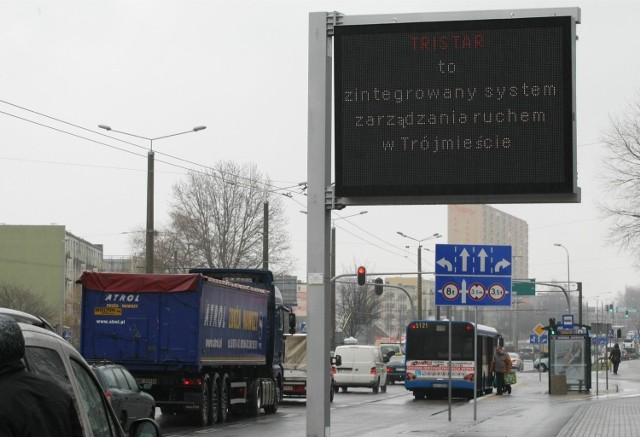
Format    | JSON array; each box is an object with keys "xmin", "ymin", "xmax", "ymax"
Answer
[{"xmin": 406, "ymin": 327, "xmax": 474, "ymax": 361}]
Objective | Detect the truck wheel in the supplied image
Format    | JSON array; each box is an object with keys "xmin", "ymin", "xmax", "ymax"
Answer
[
  {"xmin": 200, "ymin": 375, "xmax": 214, "ymax": 427},
  {"xmin": 218, "ymin": 374, "xmax": 230, "ymax": 423},
  {"xmin": 211, "ymin": 374, "xmax": 220, "ymax": 425},
  {"xmin": 372, "ymin": 380, "xmax": 379, "ymax": 394},
  {"xmin": 264, "ymin": 384, "xmax": 279, "ymax": 414},
  {"xmin": 247, "ymin": 381, "xmax": 262, "ymax": 417},
  {"xmin": 381, "ymin": 380, "xmax": 387, "ymax": 393}
]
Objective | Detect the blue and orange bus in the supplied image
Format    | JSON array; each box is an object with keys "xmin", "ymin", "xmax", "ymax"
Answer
[{"xmin": 404, "ymin": 320, "xmax": 500, "ymax": 399}]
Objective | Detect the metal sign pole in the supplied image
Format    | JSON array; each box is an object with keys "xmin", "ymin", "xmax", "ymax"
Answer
[
  {"xmin": 448, "ymin": 308, "xmax": 452, "ymax": 421},
  {"xmin": 474, "ymin": 306, "xmax": 478, "ymax": 420}
]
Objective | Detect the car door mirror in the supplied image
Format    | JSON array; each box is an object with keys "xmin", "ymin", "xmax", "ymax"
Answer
[
  {"xmin": 129, "ymin": 418, "xmax": 161, "ymax": 437},
  {"xmin": 333, "ymin": 355, "xmax": 342, "ymax": 367}
]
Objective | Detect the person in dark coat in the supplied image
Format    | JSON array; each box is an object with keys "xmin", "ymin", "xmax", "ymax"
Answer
[
  {"xmin": 491, "ymin": 346, "xmax": 513, "ymax": 395},
  {"xmin": 609, "ymin": 343, "xmax": 622, "ymax": 375},
  {"xmin": 0, "ymin": 314, "xmax": 83, "ymax": 437}
]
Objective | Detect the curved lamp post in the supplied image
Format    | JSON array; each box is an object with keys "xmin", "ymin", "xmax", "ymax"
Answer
[{"xmin": 98, "ymin": 124, "xmax": 206, "ymax": 273}]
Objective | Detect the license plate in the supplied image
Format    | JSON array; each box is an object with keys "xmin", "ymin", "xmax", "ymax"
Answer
[
  {"xmin": 137, "ymin": 378, "xmax": 157, "ymax": 385},
  {"xmin": 397, "ymin": 368, "xmax": 405, "ymax": 372},
  {"xmin": 432, "ymin": 383, "xmax": 448, "ymax": 388}
]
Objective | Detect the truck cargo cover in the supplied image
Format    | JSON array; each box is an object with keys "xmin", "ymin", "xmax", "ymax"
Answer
[{"xmin": 81, "ymin": 271, "xmax": 200, "ymax": 293}]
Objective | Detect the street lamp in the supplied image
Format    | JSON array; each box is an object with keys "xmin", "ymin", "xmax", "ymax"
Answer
[
  {"xmin": 397, "ymin": 231, "xmax": 442, "ymax": 319},
  {"xmin": 98, "ymin": 124, "xmax": 207, "ymax": 273},
  {"xmin": 554, "ymin": 243, "xmax": 571, "ymax": 311},
  {"xmin": 331, "ymin": 210, "xmax": 368, "ymax": 349}
]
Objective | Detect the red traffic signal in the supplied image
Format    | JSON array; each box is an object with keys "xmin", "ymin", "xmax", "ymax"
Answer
[{"xmin": 357, "ymin": 266, "xmax": 366, "ymax": 286}]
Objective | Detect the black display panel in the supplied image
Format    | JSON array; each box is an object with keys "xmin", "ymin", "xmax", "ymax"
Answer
[{"xmin": 334, "ymin": 16, "xmax": 576, "ymax": 201}]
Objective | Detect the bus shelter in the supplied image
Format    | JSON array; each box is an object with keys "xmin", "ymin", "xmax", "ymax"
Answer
[{"xmin": 549, "ymin": 334, "xmax": 591, "ymax": 393}]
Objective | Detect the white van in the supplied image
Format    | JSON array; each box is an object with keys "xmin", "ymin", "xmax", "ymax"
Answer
[{"xmin": 333, "ymin": 345, "xmax": 388, "ymax": 393}]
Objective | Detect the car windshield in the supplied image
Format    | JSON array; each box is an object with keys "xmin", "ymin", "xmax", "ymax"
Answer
[
  {"xmin": 509, "ymin": 353, "xmax": 519, "ymax": 359},
  {"xmin": 389, "ymin": 355, "xmax": 404, "ymax": 364}
]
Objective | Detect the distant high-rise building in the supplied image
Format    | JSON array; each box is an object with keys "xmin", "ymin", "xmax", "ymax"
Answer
[{"xmin": 448, "ymin": 205, "xmax": 528, "ymax": 280}]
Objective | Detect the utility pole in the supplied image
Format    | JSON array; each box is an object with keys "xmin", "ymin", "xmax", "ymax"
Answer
[{"xmin": 263, "ymin": 202, "xmax": 269, "ymax": 270}]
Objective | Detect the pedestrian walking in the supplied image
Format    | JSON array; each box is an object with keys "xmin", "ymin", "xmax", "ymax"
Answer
[
  {"xmin": 609, "ymin": 343, "xmax": 622, "ymax": 375},
  {"xmin": 0, "ymin": 314, "xmax": 83, "ymax": 437},
  {"xmin": 491, "ymin": 346, "xmax": 513, "ymax": 395}
]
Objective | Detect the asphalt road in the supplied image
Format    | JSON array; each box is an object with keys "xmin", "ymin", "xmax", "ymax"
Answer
[{"xmin": 156, "ymin": 358, "xmax": 640, "ymax": 437}]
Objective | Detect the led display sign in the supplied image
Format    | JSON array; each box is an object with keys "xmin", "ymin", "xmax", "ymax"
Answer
[{"xmin": 334, "ymin": 16, "xmax": 578, "ymax": 203}]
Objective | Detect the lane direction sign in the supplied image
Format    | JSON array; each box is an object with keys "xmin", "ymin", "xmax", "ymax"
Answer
[{"xmin": 435, "ymin": 244, "xmax": 512, "ymax": 307}]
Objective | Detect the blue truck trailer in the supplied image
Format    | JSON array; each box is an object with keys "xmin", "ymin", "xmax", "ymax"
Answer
[{"xmin": 80, "ymin": 269, "xmax": 294, "ymax": 426}]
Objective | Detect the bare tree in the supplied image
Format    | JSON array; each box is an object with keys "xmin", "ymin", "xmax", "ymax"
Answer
[
  {"xmin": 168, "ymin": 161, "xmax": 293, "ymax": 274},
  {"xmin": 127, "ymin": 161, "xmax": 294, "ymax": 275},
  {"xmin": 0, "ymin": 282, "xmax": 57, "ymax": 321},
  {"xmin": 336, "ymin": 278, "xmax": 382, "ymax": 339},
  {"xmin": 601, "ymin": 95, "xmax": 640, "ymax": 266}
]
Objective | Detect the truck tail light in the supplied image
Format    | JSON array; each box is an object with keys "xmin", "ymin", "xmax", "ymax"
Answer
[
  {"xmin": 370, "ymin": 367, "xmax": 377, "ymax": 375},
  {"xmin": 181, "ymin": 378, "xmax": 203, "ymax": 387}
]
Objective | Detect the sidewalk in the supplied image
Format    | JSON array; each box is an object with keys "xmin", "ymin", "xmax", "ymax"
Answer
[
  {"xmin": 556, "ymin": 380, "xmax": 640, "ymax": 437},
  {"xmin": 417, "ymin": 372, "xmax": 640, "ymax": 437},
  {"xmin": 557, "ymin": 396, "xmax": 640, "ymax": 437}
]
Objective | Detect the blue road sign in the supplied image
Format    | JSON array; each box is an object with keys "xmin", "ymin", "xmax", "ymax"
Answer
[
  {"xmin": 530, "ymin": 334, "xmax": 539, "ymax": 343},
  {"xmin": 562, "ymin": 314, "xmax": 574, "ymax": 329},
  {"xmin": 435, "ymin": 244, "xmax": 512, "ymax": 307}
]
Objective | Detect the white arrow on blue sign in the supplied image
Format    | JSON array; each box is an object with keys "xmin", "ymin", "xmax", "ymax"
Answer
[{"xmin": 435, "ymin": 244, "xmax": 512, "ymax": 307}]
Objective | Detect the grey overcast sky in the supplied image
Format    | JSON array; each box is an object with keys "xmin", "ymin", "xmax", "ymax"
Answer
[{"xmin": 1, "ymin": 0, "xmax": 638, "ymax": 303}]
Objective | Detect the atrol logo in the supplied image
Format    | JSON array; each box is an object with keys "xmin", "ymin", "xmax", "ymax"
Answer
[{"xmin": 104, "ymin": 294, "xmax": 140, "ymax": 303}]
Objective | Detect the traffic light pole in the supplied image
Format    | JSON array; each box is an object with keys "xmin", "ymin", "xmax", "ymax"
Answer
[
  {"xmin": 332, "ymin": 271, "xmax": 434, "ymax": 321},
  {"xmin": 334, "ymin": 277, "xmax": 416, "ymax": 321}
]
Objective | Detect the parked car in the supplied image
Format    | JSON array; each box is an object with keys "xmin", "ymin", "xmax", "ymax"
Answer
[
  {"xmin": 386, "ymin": 355, "xmax": 406, "ymax": 384},
  {"xmin": 0, "ymin": 307, "xmax": 160, "ymax": 437},
  {"xmin": 533, "ymin": 356, "xmax": 549, "ymax": 372},
  {"xmin": 380, "ymin": 343, "xmax": 405, "ymax": 361},
  {"xmin": 518, "ymin": 348, "xmax": 534, "ymax": 360},
  {"xmin": 509, "ymin": 352, "xmax": 524, "ymax": 372},
  {"xmin": 90, "ymin": 361, "xmax": 156, "ymax": 431},
  {"xmin": 334, "ymin": 344, "xmax": 388, "ymax": 393},
  {"xmin": 621, "ymin": 348, "xmax": 630, "ymax": 361}
]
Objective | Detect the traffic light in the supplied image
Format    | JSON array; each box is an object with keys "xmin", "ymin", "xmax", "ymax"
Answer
[
  {"xmin": 374, "ymin": 277, "xmax": 384, "ymax": 296},
  {"xmin": 617, "ymin": 328, "xmax": 622, "ymax": 339},
  {"xmin": 626, "ymin": 310, "xmax": 629, "ymax": 318},
  {"xmin": 357, "ymin": 266, "xmax": 366, "ymax": 286},
  {"xmin": 549, "ymin": 318, "xmax": 557, "ymax": 335},
  {"xmin": 608, "ymin": 303, "xmax": 614, "ymax": 313}
]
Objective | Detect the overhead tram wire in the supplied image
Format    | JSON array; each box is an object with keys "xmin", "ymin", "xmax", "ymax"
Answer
[
  {"xmin": 333, "ymin": 222, "xmax": 412, "ymax": 261},
  {"xmin": 0, "ymin": 109, "xmax": 147, "ymax": 159},
  {"xmin": 0, "ymin": 99, "xmax": 305, "ymax": 200}
]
